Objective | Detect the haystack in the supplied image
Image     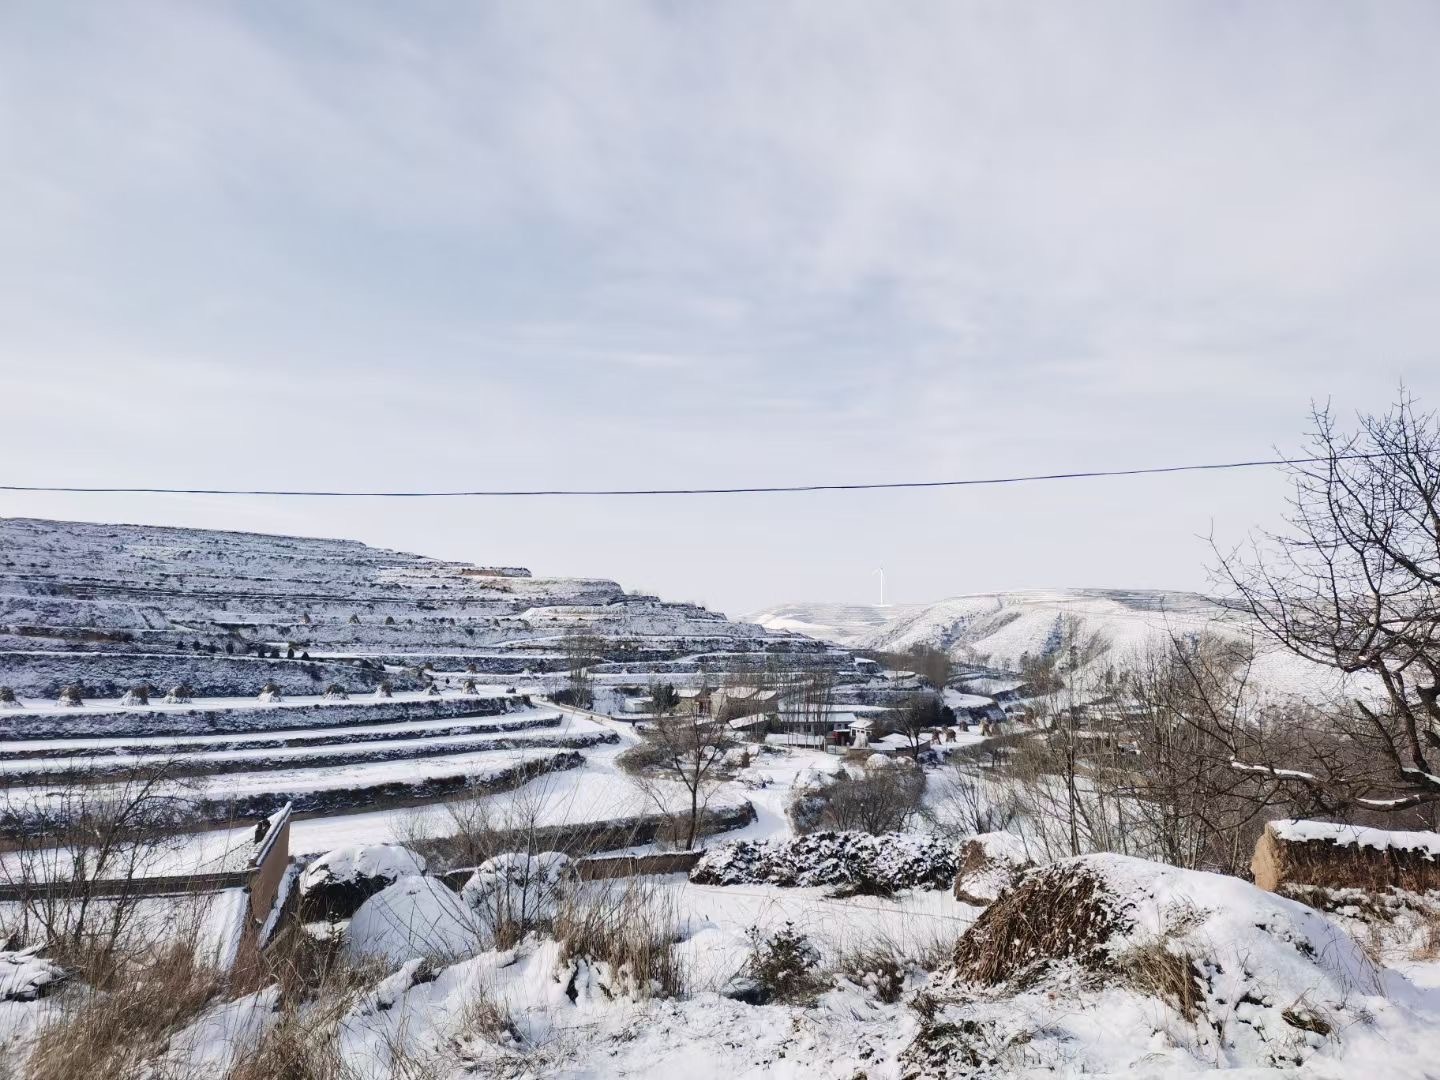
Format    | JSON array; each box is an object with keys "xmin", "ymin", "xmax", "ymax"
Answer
[
  {"xmin": 56, "ymin": 684, "xmax": 84, "ymax": 707},
  {"xmin": 1252, "ymin": 819, "xmax": 1440, "ymax": 894},
  {"xmin": 257, "ymin": 681, "xmax": 284, "ymax": 704},
  {"xmin": 164, "ymin": 683, "xmax": 193, "ymax": 704},
  {"xmin": 952, "ymin": 860, "xmax": 1126, "ymax": 986},
  {"xmin": 0, "ymin": 686, "xmax": 20, "ymax": 709},
  {"xmin": 373, "ymin": 681, "xmax": 393, "ymax": 700},
  {"xmin": 948, "ymin": 854, "xmax": 1401, "ymax": 1068},
  {"xmin": 119, "ymin": 683, "xmax": 151, "ymax": 706},
  {"xmin": 322, "ymin": 683, "xmax": 349, "ymax": 701}
]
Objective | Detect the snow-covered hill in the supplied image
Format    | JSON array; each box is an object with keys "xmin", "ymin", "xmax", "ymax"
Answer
[
  {"xmin": 751, "ymin": 588, "xmax": 1352, "ymax": 702},
  {"xmin": 0, "ymin": 517, "xmax": 835, "ymax": 697},
  {"xmin": 741, "ymin": 601, "xmax": 924, "ymax": 648}
]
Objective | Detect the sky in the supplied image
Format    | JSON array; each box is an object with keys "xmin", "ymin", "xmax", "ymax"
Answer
[{"xmin": 2, "ymin": 2, "xmax": 1438, "ymax": 618}]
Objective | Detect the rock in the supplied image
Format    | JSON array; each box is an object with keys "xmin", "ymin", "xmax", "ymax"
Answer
[
  {"xmin": 299, "ymin": 843, "xmax": 428, "ymax": 919},
  {"xmin": 0, "ymin": 948, "xmax": 66, "ymax": 1002},
  {"xmin": 720, "ymin": 974, "xmax": 768, "ymax": 1005}
]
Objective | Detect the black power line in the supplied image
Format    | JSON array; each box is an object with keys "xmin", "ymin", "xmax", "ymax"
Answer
[{"xmin": 0, "ymin": 453, "xmax": 1385, "ymax": 498}]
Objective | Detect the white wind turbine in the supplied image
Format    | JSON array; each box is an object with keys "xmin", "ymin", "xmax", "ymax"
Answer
[{"xmin": 873, "ymin": 566, "xmax": 886, "ymax": 607}]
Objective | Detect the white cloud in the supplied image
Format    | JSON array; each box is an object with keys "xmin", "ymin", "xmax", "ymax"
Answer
[{"xmin": 1, "ymin": 1, "xmax": 1437, "ymax": 612}]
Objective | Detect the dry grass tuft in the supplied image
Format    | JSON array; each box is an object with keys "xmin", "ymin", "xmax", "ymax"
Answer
[
  {"xmin": 553, "ymin": 879, "xmax": 686, "ymax": 1000},
  {"xmin": 1116, "ymin": 940, "xmax": 1203, "ymax": 1022}
]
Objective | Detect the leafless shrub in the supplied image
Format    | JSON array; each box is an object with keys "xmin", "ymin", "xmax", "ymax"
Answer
[
  {"xmin": 790, "ymin": 764, "xmax": 925, "ymax": 835},
  {"xmin": 920, "ymin": 766, "xmax": 1020, "ymax": 837},
  {"xmin": 0, "ymin": 762, "xmax": 197, "ymax": 968}
]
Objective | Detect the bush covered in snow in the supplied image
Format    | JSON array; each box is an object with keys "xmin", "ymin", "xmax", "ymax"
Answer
[
  {"xmin": 690, "ymin": 831, "xmax": 957, "ymax": 891},
  {"xmin": 299, "ymin": 843, "xmax": 428, "ymax": 919}
]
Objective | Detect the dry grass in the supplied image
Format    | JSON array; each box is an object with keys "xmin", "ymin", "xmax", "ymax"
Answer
[
  {"xmin": 951, "ymin": 864, "xmax": 1128, "ymax": 987},
  {"xmin": 224, "ymin": 925, "xmax": 396, "ymax": 1080},
  {"xmin": 553, "ymin": 879, "xmax": 686, "ymax": 1000},
  {"xmin": 1116, "ymin": 940, "xmax": 1202, "ymax": 1022},
  {"xmin": 25, "ymin": 939, "xmax": 224, "ymax": 1080}
]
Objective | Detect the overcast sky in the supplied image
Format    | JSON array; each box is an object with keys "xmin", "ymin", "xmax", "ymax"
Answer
[{"xmin": 2, "ymin": 2, "xmax": 1438, "ymax": 617}]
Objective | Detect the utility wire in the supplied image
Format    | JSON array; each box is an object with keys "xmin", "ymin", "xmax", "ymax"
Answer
[{"xmin": 0, "ymin": 453, "xmax": 1386, "ymax": 499}]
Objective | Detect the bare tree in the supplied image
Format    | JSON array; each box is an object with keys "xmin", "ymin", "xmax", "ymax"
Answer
[
  {"xmin": 560, "ymin": 629, "xmax": 601, "ymax": 709},
  {"xmin": 1216, "ymin": 393, "xmax": 1440, "ymax": 817},
  {"xmin": 0, "ymin": 762, "xmax": 195, "ymax": 967},
  {"xmin": 888, "ymin": 692, "xmax": 945, "ymax": 753},
  {"xmin": 624, "ymin": 716, "xmax": 734, "ymax": 849}
]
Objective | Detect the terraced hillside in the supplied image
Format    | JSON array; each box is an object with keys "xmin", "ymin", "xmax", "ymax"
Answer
[
  {"xmin": 0, "ymin": 517, "xmax": 838, "ymax": 698},
  {"xmin": 0, "ymin": 692, "xmax": 613, "ymax": 829}
]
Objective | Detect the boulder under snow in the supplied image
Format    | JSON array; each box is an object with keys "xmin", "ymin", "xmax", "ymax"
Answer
[
  {"xmin": 691, "ymin": 831, "xmax": 957, "ymax": 891},
  {"xmin": 299, "ymin": 843, "xmax": 428, "ymax": 919},
  {"xmin": 345, "ymin": 875, "xmax": 478, "ymax": 965}
]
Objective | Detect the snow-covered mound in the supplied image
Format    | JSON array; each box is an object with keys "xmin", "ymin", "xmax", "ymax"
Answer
[
  {"xmin": 299, "ymin": 843, "xmax": 427, "ymax": 918},
  {"xmin": 940, "ymin": 853, "xmax": 1425, "ymax": 1072},
  {"xmin": 0, "ymin": 948, "xmax": 65, "ymax": 1002},
  {"xmin": 462, "ymin": 852, "xmax": 574, "ymax": 931},
  {"xmin": 345, "ymin": 875, "xmax": 478, "ymax": 964},
  {"xmin": 951, "ymin": 830, "xmax": 1035, "ymax": 905},
  {"xmin": 691, "ymin": 831, "xmax": 957, "ymax": 890}
]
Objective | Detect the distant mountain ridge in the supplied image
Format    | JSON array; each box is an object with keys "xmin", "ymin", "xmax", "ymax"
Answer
[{"xmin": 748, "ymin": 588, "xmax": 1346, "ymax": 702}]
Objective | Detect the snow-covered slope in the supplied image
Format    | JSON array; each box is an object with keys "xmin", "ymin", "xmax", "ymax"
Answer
[
  {"xmin": 751, "ymin": 589, "xmax": 1233, "ymax": 659},
  {"xmin": 0, "ymin": 517, "xmax": 833, "ymax": 697},
  {"xmin": 752, "ymin": 588, "xmax": 1353, "ymax": 702},
  {"xmin": 742, "ymin": 602, "xmax": 923, "ymax": 648}
]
